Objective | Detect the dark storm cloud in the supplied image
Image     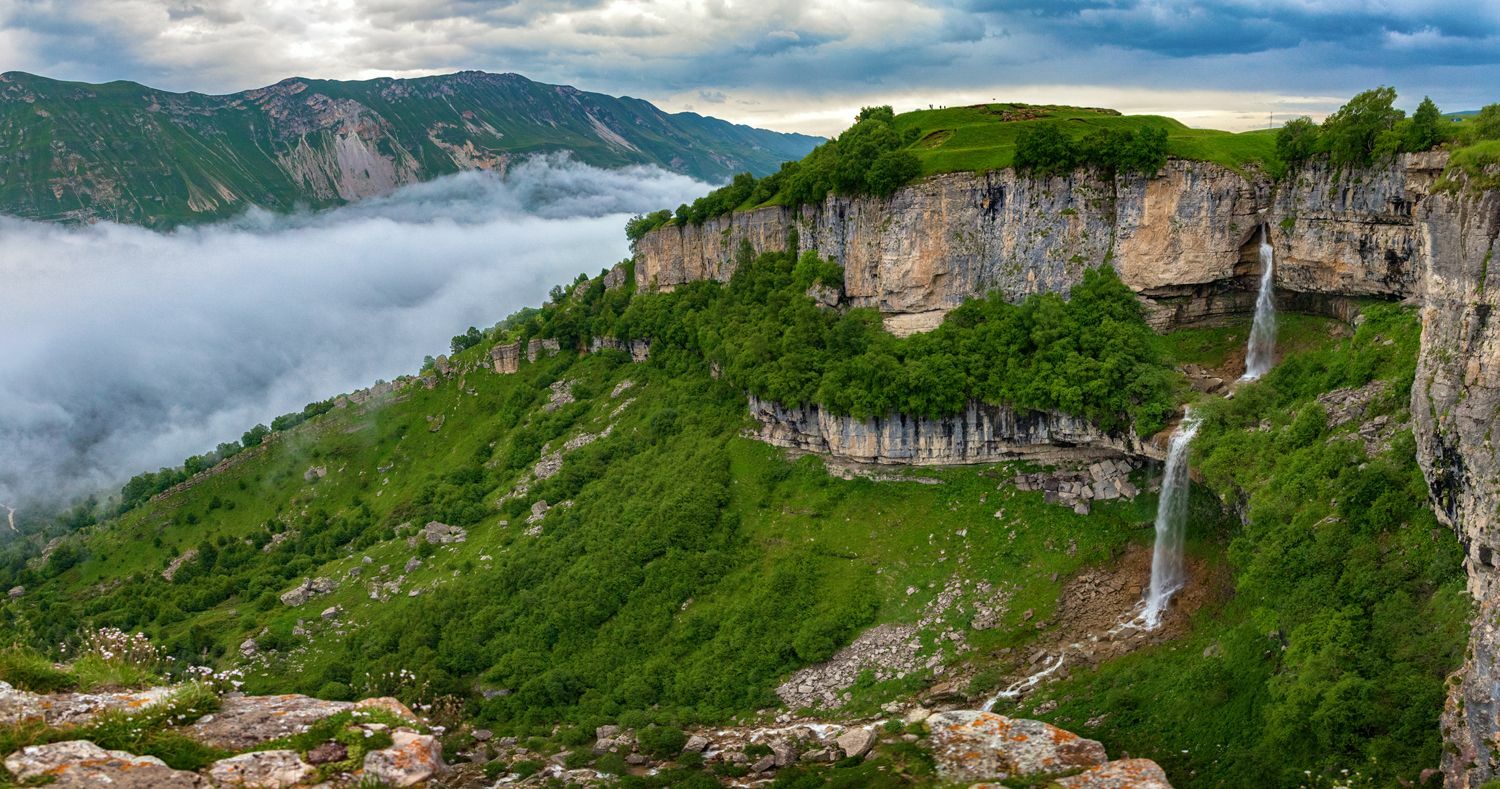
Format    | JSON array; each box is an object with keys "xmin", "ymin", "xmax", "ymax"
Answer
[
  {"xmin": 0, "ymin": 1, "xmax": 1498, "ymax": 132},
  {"xmin": 962, "ymin": 0, "xmax": 1500, "ymax": 62}
]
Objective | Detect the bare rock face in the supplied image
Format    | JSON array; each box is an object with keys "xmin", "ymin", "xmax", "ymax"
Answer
[
  {"xmin": 489, "ymin": 342, "xmax": 521, "ymax": 374},
  {"xmin": 635, "ymin": 156, "xmax": 1442, "ymax": 334},
  {"xmin": 363, "ymin": 728, "xmax": 445, "ymax": 787},
  {"xmin": 207, "ymin": 749, "xmax": 315, "ymax": 787},
  {"xmin": 749, "ymin": 395, "xmax": 1152, "ymax": 467},
  {"xmin": 926, "ymin": 710, "xmax": 1107, "ymax": 782},
  {"xmin": 1056, "ymin": 758, "xmax": 1174, "ymax": 788},
  {"xmin": 1272, "ymin": 155, "xmax": 1445, "ymax": 299},
  {"xmin": 1411, "ymin": 181, "xmax": 1500, "ymax": 788},
  {"xmin": 527, "ymin": 338, "xmax": 561, "ymax": 362},
  {"xmin": 0, "ymin": 681, "xmax": 175, "ymax": 727},
  {"xmin": 3, "ymin": 740, "xmax": 201, "ymax": 787},
  {"xmin": 185, "ymin": 693, "xmax": 352, "ymax": 751}
]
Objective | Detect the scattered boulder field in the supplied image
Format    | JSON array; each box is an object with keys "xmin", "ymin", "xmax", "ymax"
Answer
[{"xmin": 0, "ymin": 680, "xmax": 1168, "ymax": 786}]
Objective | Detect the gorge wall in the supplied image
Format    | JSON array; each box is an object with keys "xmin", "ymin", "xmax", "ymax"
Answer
[
  {"xmin": 1413, "ymin": 181, "xmax": 1500, "ymax": 788},
  {"xmin": 636, "ymin": 154, "xmax": 1445, "ymax": 334},
  {"xmin": 639, "ymin": 152, "xmax": 1500, "ymax": 785},
  {"xmin": 748, "ymin": 395, "xmax": 1158, "ymax": 468}
]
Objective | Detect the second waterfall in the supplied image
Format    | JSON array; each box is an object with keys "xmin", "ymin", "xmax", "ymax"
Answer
[
  {"xmin": 1241, "ymin": 225, "xmax": 1277, "ymax": 380},
  {"xmin": 1141, "ymin": 411, "xmax": 1201, "ymax": 629}
]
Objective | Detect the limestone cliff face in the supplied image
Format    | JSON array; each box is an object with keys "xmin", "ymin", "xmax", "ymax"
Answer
[
  {"xmin": 748, "ymin": 395, "xmax": 1158, "ymax": 467},
  {"xmin": 635, "ymin": 155, "xmax": 1440, "ymax": 333},
  {"xmin": 649, "ymin": 156, "xmax": 1500, "ymax": 781},
  {"xmin": 1412, "ymin": 181, "xmax": 1500, "ymax": 788}
]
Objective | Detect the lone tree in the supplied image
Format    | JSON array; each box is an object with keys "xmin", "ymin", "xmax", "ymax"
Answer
[{"xmin": 1321, "ymin": 86, "xmax": 1404, "ymax": 167}]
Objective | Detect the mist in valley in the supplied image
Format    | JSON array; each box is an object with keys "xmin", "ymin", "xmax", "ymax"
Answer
[{"xmin": 0, "ymin": 155, "xmax": 708, "ymax": 511}]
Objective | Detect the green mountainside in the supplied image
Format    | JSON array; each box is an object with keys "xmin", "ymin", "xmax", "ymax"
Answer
[
  {"xmin": 0, "ymin": 242, "xmax": 1465, "ymax": 786},
  {"xmin": 0, "ymin": 70, "xmax": 821, "ymax": 226}
]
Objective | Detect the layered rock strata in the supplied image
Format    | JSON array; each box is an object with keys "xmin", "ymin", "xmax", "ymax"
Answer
[
  {"xmin": 636, "ymin": 155, "xmax": 1443, "ymax": 334},
  {"xmin": 748, "ymin": 395, "xmax": 1157, "ymax": 467}
]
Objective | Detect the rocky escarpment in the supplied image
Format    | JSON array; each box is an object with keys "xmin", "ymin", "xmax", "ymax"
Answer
[
  {"xmin": 636, "ymin": 154, "xmax": 1445, "ymax": 334},
  {"xmin": 749, "ymin": 395, "xmax": 1162, "ymax": 467},
  {"xmin": 1412, "ymin": 179, "xmax": 1500, "ymax": 788}
]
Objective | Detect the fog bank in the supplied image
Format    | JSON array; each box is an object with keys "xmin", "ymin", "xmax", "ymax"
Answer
[{"xmin": 0, "ymin": 155, "xmax": 708, "ymax": 508}]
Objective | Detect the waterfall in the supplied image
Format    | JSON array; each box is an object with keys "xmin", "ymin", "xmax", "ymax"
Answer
[
  {"xmin": 1241, "ymin": 225, "xmax": 1277, "ymax": 380},
  {"xmin": 1141, "ymin": 411, "xmax": 1201, "ymax": 629}
]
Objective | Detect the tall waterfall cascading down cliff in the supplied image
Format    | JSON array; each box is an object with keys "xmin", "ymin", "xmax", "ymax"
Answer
[
  {"xmin": 1241, "ymin": 226, "xmax": 1277, "ymax": 380},
  {"xmin": 1141, "ymin": 411, "xmax": 1201, "ymax": 629}
]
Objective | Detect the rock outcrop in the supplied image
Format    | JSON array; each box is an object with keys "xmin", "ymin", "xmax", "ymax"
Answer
[
  {"xmin": 4, "ymin": 740, "xmax": 201, "ymax": 787},
  {"xmin": 635, "ymin": 155, "xmax": 1442, "ymax": 334},
  {"xmin": 1412, "ymin": 177, "xmax": 1500, "ymax": 788},
  {"xmin": 749, "ymin": 395, "xmax": 1153, "ymax": 467},
  {"xmin": 207, "ymin": 750, "xmax": 315, "ymax": 787},
  {"xmin": 0, "ymin": 681, "xmax": 175, "ymax": 727},
  {"xmin": 185, "ymin": 693, "xmax": 353, "ymax": 750},
  {"xmin": 926, "ymin": 710, "xmax": 1123, "ymax": 784}
]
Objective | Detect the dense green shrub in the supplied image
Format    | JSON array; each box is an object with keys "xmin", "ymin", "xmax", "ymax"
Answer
[
  {"xmin": 620, "ymin": 249, "xmax": 1177, "ymax": 434},
  {"xmin": 1275, "ymin": 116, "xmax": 1321, "ymax": 168},
  {"xmin": 1014, "ymin": 122, "xmax": 1167, "ymax": 176},
  {"xmin": 637, "ymin": 725, "xmax": 688, "ymax": 758},
  {"xmin": 625, "ymin": 210, "xmax": 673, "ymax": 241}
]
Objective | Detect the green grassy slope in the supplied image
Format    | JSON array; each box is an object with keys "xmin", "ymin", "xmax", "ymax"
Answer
[
  {"xmin": 891, "ymin": 104, "xmax": 1278, "ymax": 176},
  {"xmin": 0, "ymin": 71, "xmax": 821, "ymax": 226},
  {"xmin": 0, "ymin": 257, "xmax": 1466, "ymax": 786}
]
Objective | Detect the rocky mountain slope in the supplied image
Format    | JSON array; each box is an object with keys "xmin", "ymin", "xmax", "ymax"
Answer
[{"xmin": 0, "ymin": 70, "xmax": 820, "ymax": 226}]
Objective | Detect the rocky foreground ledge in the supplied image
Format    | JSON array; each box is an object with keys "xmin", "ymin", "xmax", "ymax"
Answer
[{"xmin": 0, "ymin": 682, "xmax": 1168, "ymax": 787}]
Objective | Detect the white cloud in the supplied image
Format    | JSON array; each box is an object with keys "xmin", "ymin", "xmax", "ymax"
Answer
[{"xmin": 0, "ymin": 155, "xmax": 708, "ymax": 508}]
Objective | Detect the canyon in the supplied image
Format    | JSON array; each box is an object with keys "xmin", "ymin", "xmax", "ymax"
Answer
[{"xmin": 636, "ymin": 152, "xmax": 1500, "ymax": 787}]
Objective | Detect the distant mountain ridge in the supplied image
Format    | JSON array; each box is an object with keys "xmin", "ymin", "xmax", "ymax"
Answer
[{"xmin": 0, "ymin": 70, "xmax": 821, "ymax": 226}]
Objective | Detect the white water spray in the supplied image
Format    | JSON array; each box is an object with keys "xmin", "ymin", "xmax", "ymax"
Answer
[
  {"xmin": 0, "ymin": 503, "xmax": 13, "ymax": 533},
  {"xmin": 1140, "ymin": 411, "xmax": 1201, "ymax": 629},
  {"xmin": 1242, "ymin": 225, "xmax": 1277, "ymax": 380},
  {"xmin": 981, "ymin": 654, "xmax": 1066, "ymax": 711}
]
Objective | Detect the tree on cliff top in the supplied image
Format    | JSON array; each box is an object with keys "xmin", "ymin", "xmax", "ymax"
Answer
[
  {"xmin": 1322, "ymin": 86, "xmax": 1404, "ymax": 167},
  {"xmin": 1276, "ymin": 116, "xmax": 1321, "ymax": 169}
]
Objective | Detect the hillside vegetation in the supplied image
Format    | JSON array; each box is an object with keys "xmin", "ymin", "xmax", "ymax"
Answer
[
  {"xmin": 0, "ymin": 240, "xmax": 1468, "ymax": 785},
  {"xmin": 0, "ymin": 70, "xmax": 820, "ymax": 226}
]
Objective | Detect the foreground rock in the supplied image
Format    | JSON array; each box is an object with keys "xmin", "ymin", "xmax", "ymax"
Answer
[
  {"xmin": 363, "ymin": 729, "xmax": 445, "ymax": 786},
  {"xmin": 927, "ymin": 710, "xmax": 1108, "ymax": 782},
  {"xmin": 4, "ymin": 740, "xmax": 201, "ymax": 787},
  {"xmin": 0, "ymin": 680, "xmax": 175, "ymax": 727},
  {"xmin": 1057, "ymin": 758, "xmax": 1174, "ymax": 788},
  {"xmin": 185, "ymin": 693, "xmax": 352, "ymax": 750},
  {"xmin": 208, "ymin": 749, "xmax": 315, "ymax": 787}
]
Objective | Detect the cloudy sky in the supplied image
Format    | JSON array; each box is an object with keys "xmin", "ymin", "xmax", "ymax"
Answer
[{"xmin": 3, "ymin": 1, "xmax": 1499, "ymax": 134}]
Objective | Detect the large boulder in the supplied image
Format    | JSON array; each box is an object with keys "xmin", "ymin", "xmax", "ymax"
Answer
[
  {"xmin": 363, "ymin": 729, "xmax": 445, "ymax": 787},
  {"xmin": 207, "ymin": 749, "xmax": 315, "ymax": 787},
  {"xmin": 926, "ymin": 710, "xmax": 1107, "ymax": 783},
  {"xmin": 420, "ymin": 521, "xmax": 467, "ymax": 545},
  {"xmin": 3, "ymin": 740, "xmax": 200, "ymax": 787},
  {"xmin": 279, "ymin": 577, "xmax": 336, "ymax": 607},
  {"xmin": 185, "ymin": 693, "xmax": 352, "ymax": 750},
  {"xmin": 836, "ymin": 727, "xmax": 876, "ymax": 759},
  {"xmin": 0, "ymin": 681, "xmax": 175, "ymax": 727},
  {"xmin": 1055, "ymin": 758, "xmax": 1173, "ymax": 788}
]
